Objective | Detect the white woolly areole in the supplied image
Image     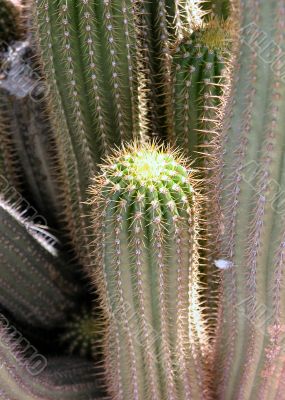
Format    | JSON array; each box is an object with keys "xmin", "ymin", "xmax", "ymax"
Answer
[{"xmin": 214, "ymin": 259, "xmax": 233, "ymax": 270}]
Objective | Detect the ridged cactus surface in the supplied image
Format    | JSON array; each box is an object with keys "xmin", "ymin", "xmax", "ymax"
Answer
[
  {"xmin": 0, "ymin": 198, "xmax": 79, "ymax": 328},
  {"xmin": 170, "ymin": 19, "xmax": 229, "ymax": 162},
  {"xmin": 90, "ymin": 143, "xmax": 210, "ymax": 400},
  {"xmin": 32, "ymin": 0, "xmax": 156, "ymax": 264},
  {"xmin": 0, "ymin": 320, "xmax": 105, "ymax": 399},
  {"xmin": 212, "ymin": 0, "xmax": 285, "ymax": 398}
]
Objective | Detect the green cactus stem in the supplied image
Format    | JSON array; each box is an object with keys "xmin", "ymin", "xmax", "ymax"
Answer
[
  {"xmin": 0, "ymin": 197, "xmax": 80, "ymax": 328},
  {"xmin": 211, "ymin": 0, "xmax": 285, "ymax": 398},
  {"xmin": 32, "ymin": 0, "xmax": 156, "ymax": 264},
  {"xmin": 0, "ymin": 92, "xmax": 20, "ymax": 191},
  {"xmin": 90, "ymin": 142, "xmax": 211, "ymax": 400},
  {"xmin": 206, "ymin": 0, "xmax": 230, "ymax": 19},
  {"xmin": 0, "ymin": 320, "xmax": 105, "ymax": 399},
  {"xmin": 169, "ymin": 18, "xmax": 230, "ymax": 160}
]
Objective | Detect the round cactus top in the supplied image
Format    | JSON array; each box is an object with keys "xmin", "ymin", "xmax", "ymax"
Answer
[
  {"xmin": 100, "ymin": 143, "xmax": 192, "ymax": 189},
  {"xmin": 91, "ymin": 142, "xmax": 196, "ymax": 214}
]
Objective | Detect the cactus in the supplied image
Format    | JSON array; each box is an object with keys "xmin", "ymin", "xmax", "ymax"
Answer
[
  {"xmin": 202, "ymin": 0, "xmax": 230, "ymax": 19},
  {"xmin": 211, "ymin": 0, "xmax": 285, "ymax": 398},
  {"xmin": 0, "ymin": 40, "xmax": 62, "ymax": 227},
  {"xmin": 0, "ymin": 319, "xmax": 105, "ymax": 399},
  {"xmin": 32, "ymin": 0, "xmax": 157, "ymax": 263},
  {"xmin": 90, "ymin": 142, "xmax": 211, "ymax": 400},
  {"xmin": 61, "ymin": 308, "xmax": 100, "ymax": 358},
  {"xmin": 0, "ymin": 197, "xmax": 80, "ymax": 328},
  {"xmin": 169, "ymin": 18, "xmax": 230, "ymax": 161}
]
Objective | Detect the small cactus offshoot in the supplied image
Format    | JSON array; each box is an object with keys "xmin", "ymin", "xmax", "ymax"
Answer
[
  {"xmin": 62, "ymin": 308, "xmax": 100, "ymax": 358},
  {"xmin": 90, "ymin": 142, "xmax": 211, "ymax": 400}
]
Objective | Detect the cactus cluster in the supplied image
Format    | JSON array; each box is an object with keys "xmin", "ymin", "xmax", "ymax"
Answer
[{"xmin": 1, "ymin": 0, "xmax": 285, "ymax": 399}]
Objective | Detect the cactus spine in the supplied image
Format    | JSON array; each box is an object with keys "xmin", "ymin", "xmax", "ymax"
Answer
[
  {"xmin": 212, "ymin": 0, "xmax": 285, "ymax": 398},
  {"xmin": 170, "ymin": 19, "xmax": 230, "ymax": 162},
  {"xmin": 0, "ymin": 198, "xmax": 80, "ymax": 327},
  {"xmin": 90, "ymin": 143, "xmax": 210, "ymax": 400},
  {"xmin": 0, "ymin": 320, "xmax": 104, "ymax": 399},
  {"xmin": 32, "ymin": 0, "xmax": 157, "ymax": 264}
]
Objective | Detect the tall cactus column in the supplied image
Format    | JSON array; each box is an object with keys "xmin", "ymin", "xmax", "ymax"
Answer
[
  {"xmin": 90, "ymin": 143, "xmax": 211, "ymax": 400},
  {"xmin": 212, "ymin": 0, "xmax": 285, "ymax": 399},
  {"xmin": 32, "ymin": 0, "xmax": 150, "ymax": 264}
]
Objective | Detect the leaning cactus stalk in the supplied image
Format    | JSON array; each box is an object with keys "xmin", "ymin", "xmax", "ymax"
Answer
[
  {"xmin": 90, "ymin": 142, "xmax": 211, "ymax": 400},
  {"xmin": 0, "ymin": 319, "xmax": 105, "ymax": 399},
  {"xmin": 212, "ymin": 0, "xmax": 285, "ymax": 398},
  {"xmin": 0, "ymin": 197, "xmax": 80, "ymax": 328}
]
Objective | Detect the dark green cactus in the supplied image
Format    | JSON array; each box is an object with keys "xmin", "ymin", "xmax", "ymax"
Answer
[
  {"xmin": 61, "ymin": 308, "xmax": 100, "ymax": 358},
  {"xmin": 90, "ymin": 142, "xmax": 211, "ymax": 400},
  {"xmin": 0, "ymin": 319, "xmax": 105, "ymax": 399},
  {"xmin": 0, "ymin": 198, "xmax": 80, "ymax": 328},
  {"xmin": 32, "ymin": 0, "xmax": 158, "ymax": 264},
  {"xmin": 0, "ymin": 40, "xmax": 62, "ymax": 226},
  {"xmin": 169, "ymin": 18, "xmax": 230, "ymax": 161},
  {"xmin": 211, "ymin": 0, "xmax": 285, "ymax": 398}
]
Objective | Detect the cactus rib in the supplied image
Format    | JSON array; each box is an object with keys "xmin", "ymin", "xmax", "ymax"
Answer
[
  {"xmin": 212, "ymin": 0, "xmax": 285, "ymax": 398},
  {"xmin": 0, "ymin": 198, "xmax": 80, "ymax": 327},
  {"xmin": 0, "ymin": 320, "xmax": 106, "ymax": 399},
  {"xmin": 90, "ymin": 142, "xmax": 211, "ymax": 400}
]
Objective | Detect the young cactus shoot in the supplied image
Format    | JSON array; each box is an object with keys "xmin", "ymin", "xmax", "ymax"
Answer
[{"xmin": 90, "ymin": 142, "xmax": 211, "ymax": 400}]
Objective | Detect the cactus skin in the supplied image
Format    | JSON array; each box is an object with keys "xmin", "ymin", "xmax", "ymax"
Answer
[
  {"xmin": 203, "ymin": 0, "xmax": 230, "ymax": 19},
  {"xmin": 0, "ymin": 320, "xmax": 106, "ymax": 400},
  {"xmin": 90, "ymin": 143, "xmax": 211, "ymax": 400},
  {"xmin": 0, "ymin": 40, "xmax": 62, "ymax": 227},
  {"xmin": 211, "ymin": 0, "xmax": 285, "ymax": 399},
  {"xmin": 0, "ymin": 198, "xmax": 80, "ymax": 328},
  {"xmin": 31, "ymin": 0, "xmax": 155, "ymax": 264},
  {"xmin": 170, "ymin": 19, "xmax": 229, "ymax": 162}
]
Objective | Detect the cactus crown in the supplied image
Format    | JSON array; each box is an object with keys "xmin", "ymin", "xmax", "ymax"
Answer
[
  {"xmin": 62, "ymin": 308, "xmax": 99, "ymax": 357},
  {"xmin": 99, "ymin": 142, "xmax": 193, "ymax": 198}
]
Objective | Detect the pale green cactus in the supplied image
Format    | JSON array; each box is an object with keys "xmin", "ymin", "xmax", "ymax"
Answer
[
  {"xmin": 90, "ymin": 142, "xmax": 211, "ymax": 400},
  {"xmin": 211, "ymin": 0, "xmax": 285, "ymax": 398}
]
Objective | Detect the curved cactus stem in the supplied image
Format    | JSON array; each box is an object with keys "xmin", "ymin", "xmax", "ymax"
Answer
[
  {"xmin": 0, "ymin": 320, "xmax": 107, "ymax": 399},
  {"xmin": 212, "ymin": 0, "xmax": 285, "ymax": 398},
  {"xmin": 0, "ymin": 40, "xmax": 63, "ymax": 226},
  {"xmin": 0, "ymin": 197, "xmax": 80, "ymax": 328},
  {"xmin": 90, "ymin": 142, "xmax": 211, "ymax": 400}
]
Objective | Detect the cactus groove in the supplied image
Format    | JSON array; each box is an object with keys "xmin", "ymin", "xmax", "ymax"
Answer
[
  {"xmin": 90, "ymin": 142, "xmax": 211, "ymax": 400},
  {"xmin": 0, "ymin": 320, "xmax": 105, "ymax": 399},
  {"xmin": 212, "ymin": 0, "xmax": 285, "ymax": 398},
  {"xmin": 32, "ymin": 0, "xmax": 156, "ymax": 264},
  {"xmin": 169, "ymin": 18, "xmax": 230, "ymax": 162},
  {"xmin": 0, "ymin": 198, "xmax": 79, "ymax": 327}
]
